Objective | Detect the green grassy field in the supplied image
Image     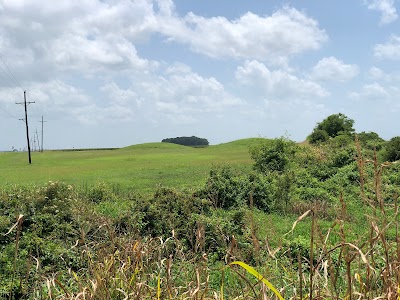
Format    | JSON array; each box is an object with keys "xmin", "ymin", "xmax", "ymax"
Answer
[
  {"xmin": 0, "ymin": 136, "xmax": 348, "ymax": 244},
  {"xmin": 0, "ymin": 138, "xmax": 263, "ymax": 193}
]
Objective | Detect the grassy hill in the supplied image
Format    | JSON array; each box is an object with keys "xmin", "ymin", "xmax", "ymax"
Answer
[{"xmin": 0, "ymin": 139, "xmax": 260, "ymax": 193}]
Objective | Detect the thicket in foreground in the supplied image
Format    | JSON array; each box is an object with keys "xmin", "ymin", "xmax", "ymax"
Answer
[{"xmin": 1, "ymin": 137, "xmax": 400, "ymax": 299}]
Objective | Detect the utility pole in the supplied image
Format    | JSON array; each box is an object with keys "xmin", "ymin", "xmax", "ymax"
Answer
[
  {"xmin": 16, "ymin": 91, "xmax": 35, "ymax": 164},
  {"xmin": 39, "ymin": 116, "xmax": 47, "ymax": 152},
  {"xmin": 34, "ymin": 129, "xmax": 39, "ymax": 152}
]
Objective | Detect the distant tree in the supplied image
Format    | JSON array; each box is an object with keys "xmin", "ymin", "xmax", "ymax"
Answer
[
  {"xmin": 162, "ymin": 136, "xmax": 209, "ymax": 147},
  {"xmin": 308, "ymin": 113, "xmax": 355, "ymax": 144},
  {"xmin": 308, "ymin": 129, "xmax": 329, "ymax": 144},
  {"xmin": 384, "ymin": 136, "xmax": 400, "ymax": 162},
  {"xmin": 357, "ymin": 131, "xmax": 385, "ymax": 150}
]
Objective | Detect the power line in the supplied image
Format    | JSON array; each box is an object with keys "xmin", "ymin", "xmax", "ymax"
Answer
[
  {"xmin": 0, "ymin": 80, "xmax": 23, "ymax": 119},
  {"xmin": 0, "ymin": 103, "xmax": 19, "ymax": 119},
  {"xmin": 0, "ymin": 54, "xmax": 47, "ymax": 154},
  {"xmin": 0, "ymin": 52, "xmax": 26, "ymax": 119},
  {"xmin": 0, "ymin": 68, "xmax": 23, "ymax": 99},
  {"xmin": 0, "ymin": 54, "xmax": 45, "ymax": 123},
  {"xmin": 29, "ymin": 96, "xmax": 43, "ymax": 119},
  {"xmin": 0, "ymin": 52, "xmax": 24, "ymax": 92}
]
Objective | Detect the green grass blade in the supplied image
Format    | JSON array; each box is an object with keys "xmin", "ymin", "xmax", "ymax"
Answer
[
  {"xmin": 157, "ymin": 274, "xmax": 161, "ymax": 300},
  {"xmin": 230, "ymin": 261, "xmax": 285, "ymax": 300}
]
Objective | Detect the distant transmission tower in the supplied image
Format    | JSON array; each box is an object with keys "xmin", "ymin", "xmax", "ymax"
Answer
[{"xmin": 39, "ymin": 116, "xmax": 47, "ymax": 152}]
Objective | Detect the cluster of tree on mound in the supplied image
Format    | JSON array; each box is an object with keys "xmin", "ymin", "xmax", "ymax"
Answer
[
  {"xmin": 162, "ymin": 136, "xmax": 209, "ymax": 147},
  {"xmin": 307, "ymin": 113, "xmax": 400, "ymax": 162}
]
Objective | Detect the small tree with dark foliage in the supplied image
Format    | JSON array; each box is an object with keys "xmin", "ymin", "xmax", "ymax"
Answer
[{"xmin": 308, "ymin": 113, "xmax": 355, "ymax": 144}]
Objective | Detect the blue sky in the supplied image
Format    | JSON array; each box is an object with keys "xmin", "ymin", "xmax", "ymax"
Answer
[{"xmin": 0, "ymin": 0, "xmax": 399, "ymax": 150}]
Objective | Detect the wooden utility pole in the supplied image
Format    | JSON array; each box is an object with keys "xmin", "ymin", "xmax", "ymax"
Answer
[
  {"xmin": 39, "ymin": 116, "xmax": 47, "ymax": 152},
  {"xmin": 16, "ymin": 91, "xmax": 35, "ymax": 164}
]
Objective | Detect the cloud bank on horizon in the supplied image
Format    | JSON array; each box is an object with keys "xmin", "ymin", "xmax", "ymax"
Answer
[{"xmin": 0, "ymin": 0, "xmax": 399, "ymax": 149}]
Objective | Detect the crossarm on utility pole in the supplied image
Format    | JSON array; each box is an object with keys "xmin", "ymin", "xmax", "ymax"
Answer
[{"xmin": 16, "ymin": 91, "xmax": 35, "ymax": 164}]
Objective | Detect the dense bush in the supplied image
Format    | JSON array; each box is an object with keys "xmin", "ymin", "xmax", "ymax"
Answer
[
  {"xmin": 88, "ymin": 181, "xmax": 118, "ymax": 203},
  {"xmin": 132, "ymin": 187, "xmax": 210, "ymax": 243},
  {"xmin": 250, "ymin": 138, "xmax": 297, "ymax": 174},
  {"xmin": 203, "ymin": 165, "xmax": 249, "ymax": 209},
  {"xmin": 384, "ymin": 136, "xmax": 400, "ymax": 162},
  {"xmin": 202, "ymin": 165, "xmax": 276, "ymax": 212},
  {"xmin": 308, "ymin": 129, "xmax": 329, "ymax": 144},
  {"xmin": 0, "ymin": 182, "xmax": 92, "ymax": 298},
  {"xmin": 193, "ymin": 208, "xmax": 249, "ymax": 259},
  {"xmin": 247, "ymin": 171, "xmax": 277, "ymax": 212},
  {"xmin": 357, "ymin": 131, "xmax": 385, "ymax": 151},
  {"xmin": 330, "ymin": 146, "xmax": 356, "ymax": 168}
]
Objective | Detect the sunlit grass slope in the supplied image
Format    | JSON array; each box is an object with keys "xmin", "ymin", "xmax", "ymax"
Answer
[{"xmin": 0, "ymin": 138, "xmax": 264, "ymax": 193}]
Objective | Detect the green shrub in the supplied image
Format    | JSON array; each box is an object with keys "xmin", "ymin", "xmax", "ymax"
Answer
[
  {"xmin": 281, "ymin": 236, "xmax": 311, "ymax": 264},
  {"xmin": 292, "ymin": 169, "xmax": 335, "ymax": 204},
  {"xmin": 330, "ymin": 147, "xmax": 356, "ymax": 168},
  {"xmin": 250, "ymin": 138, "xmax": 297, "ymax": 174},
  {"xmin": 204, "ymin": 165, "xmax": 249, "ymax": 209},
  {"xmin": 88, "ymin": 182, "xmax": 117, "ymax": 203},
  {"xmin": 132, "ymin": 187, "xmax": 210, "ymax": 245},
  {"xmin": 203, "ymin": 166, "xmax": 276, "ymax": 212},
  {"xmin": 357, "ymin": 131, "xmax": 385, "ymax": 151},
  {"xmin": 0, "ymin": 182, "xmax": 95, "ymax": 298},
  {"xmin": 384, "ymin": 136, "xmax": 400, "ymax": 162},
  {"xmin": 307, "ymin": 163, "xmax": 337, "ymax": 181},
  {"xmin": 248, "ymin": 172, "xmax": 276, "ymax": 212},
  {"xmin": 193, "ymin": 208, "xmax": 249, "ymax": 259},
  {"xmin": 327, "ymin": 133, "xmax": 354, "ymax": 148},
  {"xmin": 308, "ymin": 129, "xmax": 329, "ymax": 144}
]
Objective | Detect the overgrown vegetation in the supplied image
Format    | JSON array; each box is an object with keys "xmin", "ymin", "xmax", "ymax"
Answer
[{"xmin": 1, "ymin": 114, "xmax": 400, "ymax": 299}]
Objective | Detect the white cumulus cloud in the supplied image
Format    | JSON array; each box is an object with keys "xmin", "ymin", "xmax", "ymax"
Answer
[
  {"xmin": 0, "ymin": 1, "xmax": 328, "ymax": 80},
  {"xmin": 365, "ymin": 0, "xmax": 398, "ymax": 24},
  {"xmin": 349, "ymin": 82, "xmax": 391, "ymax": 100},
  {"xmin": 25, "ymin": 80, "xmax": 135, "ymax": 125},
  {"xmin": 0, "ymin": 0, "xmax": 160, "ymax": 81},
  {"xmin": 367, "ymin": 66, "xmax": 400, "ymax": 81},
  {"xmin": 152, "ymin": 67, "xmax": 242, "ymax": 117},
  {"xmin": 373, "ymin": 35, "xmax": 400, "ymax": 60},
  {"xmin": 162, "ymin": 7, "xmax": 327, "ymax": 66},
  {"xmin": 369, "ymin": 66, "xmax": 387, "ymax": 80},
  {"xmin": 235, "ymin": 60, "xmax": 329, "ymax": 101},
  {"xmin": 310, "ymin": 57, "xmax": 359, "ymax": 82}
]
